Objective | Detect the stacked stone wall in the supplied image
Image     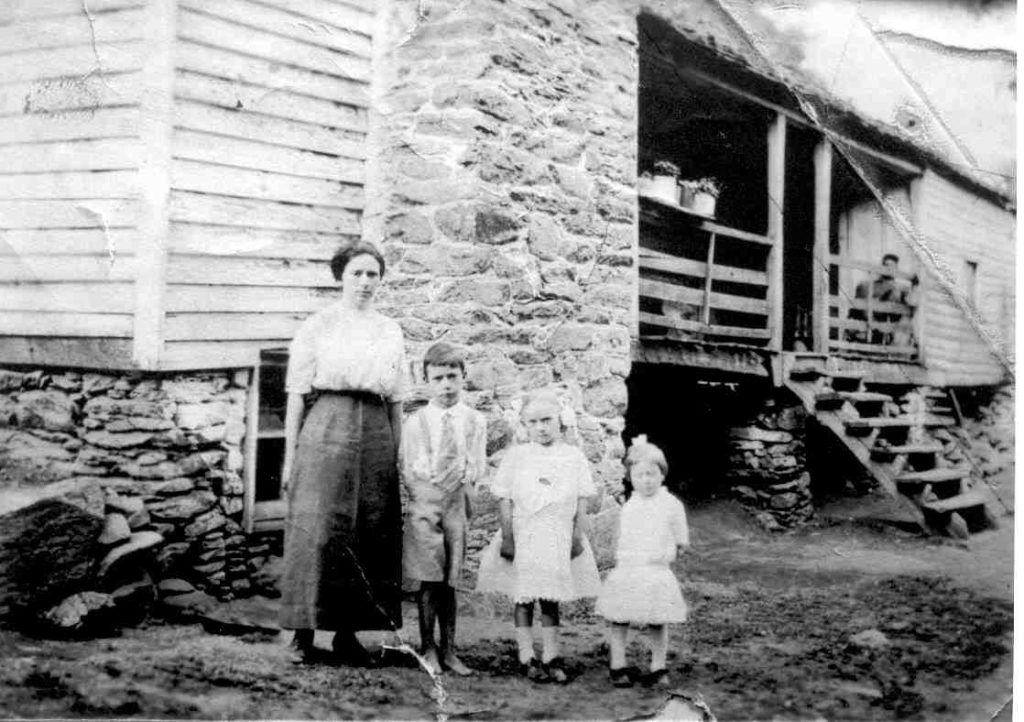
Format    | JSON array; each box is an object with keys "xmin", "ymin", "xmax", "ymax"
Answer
[
  {"xmin": 726, "ymin": 396, "xmax": 813, "ymax": 530},
  {"xmin": 0, "ymin": 367, "xmax": 259, "ymax": 600},
  {"xmin": 367, "ymin": 0, "xmax": 640, "ymax": 499}
]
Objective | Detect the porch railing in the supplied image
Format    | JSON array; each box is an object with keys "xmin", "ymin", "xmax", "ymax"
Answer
[
  {"xmin": 639, "ymin": 197, "xmax": 774, "ymax": 346},
  {"xmin": 828, "ymin": 255, "xmax": 919, "ymax": 360}
]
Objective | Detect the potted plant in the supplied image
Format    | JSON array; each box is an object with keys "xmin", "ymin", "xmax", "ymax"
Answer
[
  {"xmin": 679, "ymin": 177, "xmax": 722, "ymax": 217},
  {"xmin": 640, "ymin": 160, "xmax": 681, "ymax": 204}
]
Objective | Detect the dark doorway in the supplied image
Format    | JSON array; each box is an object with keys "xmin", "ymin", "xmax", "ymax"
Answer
[{"xmin": 782, "ymin": 125, "xmax": 818, "ymax": 351}]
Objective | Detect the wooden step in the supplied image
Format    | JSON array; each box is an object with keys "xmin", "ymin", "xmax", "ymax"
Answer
[
  {"xmin": 829, "ymin": 373, "xmax": 864, "ymax": 392},
  {"xmin": 789, "ymin": 365, "xmax": 829, "ymax": 380},
  {"xmin": 845, "ymin": 417, "xmax": 915, "ymax": 430},
  {"xmin": 922, "ymin": 489, "xmax": 988, "ymax": 514},
  {"xmin": 871, "ymin": 443, "xmax": 943, "ymax": 457},
  {"xmin": 897, "ymin": 467, "xmax": 970, "ymax": 485},
  {"xmin": 816, "ymin": 391, "xmax": 891, "ymax": 409}
]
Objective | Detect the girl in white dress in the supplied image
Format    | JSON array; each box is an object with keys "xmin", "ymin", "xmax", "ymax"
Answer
[
  {"xmin": 596, "ymin": 436, "xmax": 690, "ymax": 688},
  {"xmin": 476, "ymin": 391, "xmax": 601, "ymax": 683}
]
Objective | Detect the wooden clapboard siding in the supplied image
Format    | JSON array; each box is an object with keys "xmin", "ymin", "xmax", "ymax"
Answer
[
  {"xmin": 164, "ymin": 0, "xmax": 373, "ymax": 355},
  {"xmin": 914, "ymin": 171, "xmax": 1014, "ymax": 385},
  {"xmin": 0, "ymin": 6, "xmax": 146, "ymax": 365}
]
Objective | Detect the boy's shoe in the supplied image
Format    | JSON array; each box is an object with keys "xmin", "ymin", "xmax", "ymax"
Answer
[
  {"xmin": 609, "ymin": 666, "xmax": 634, "ymax": 688},
  {"xmin": 542, "ymin": 657, "xmax": 570, "ymax": 684},
  {"xmin": 643, "ymin": 668, "xmax": 671, "ymax": 688},
  {"xmin": 519, "ymin": 658, "xmax": 548, "ymax": 682}
]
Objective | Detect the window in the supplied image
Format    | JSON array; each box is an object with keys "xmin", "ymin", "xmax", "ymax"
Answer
[{"xmin": 244, "ymin": 348, "xmax": 289, "ymax": 532}]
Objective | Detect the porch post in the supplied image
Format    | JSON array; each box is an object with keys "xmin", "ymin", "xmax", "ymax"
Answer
[
  {"xmin": 766, "ymin": 112, "xmax": 786, "ymax": 350},
  {"xmin": 812, "ymin": 138, "xmax": 833, "ymax": 352}
]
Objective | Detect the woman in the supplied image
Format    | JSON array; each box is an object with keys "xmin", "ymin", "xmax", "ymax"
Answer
[{"xmin": 279, "ymin": 241, "xmax": 406, "ymax": 665}]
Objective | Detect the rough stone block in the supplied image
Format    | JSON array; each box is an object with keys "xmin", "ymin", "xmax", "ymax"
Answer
[
  {"xmin": 147, "ymin": 491, "xmax": 217, "ymax": 521},
  {"xmin": 14, "ymin": 390, "xmax": 75, "ymax": 431},
  {"xmin": 83, "ymin": 430, "xmax": 155, "ymax": 450}
]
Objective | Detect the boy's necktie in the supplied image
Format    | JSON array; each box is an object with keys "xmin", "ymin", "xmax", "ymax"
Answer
[{"xmin": 435, "ymin": 411, "xmax": 463, "ymax": 492}]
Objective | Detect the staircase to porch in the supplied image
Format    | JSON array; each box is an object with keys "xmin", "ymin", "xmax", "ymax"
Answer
[{"xmin": 784, "ymin": 361, "xmax": 1000, "ymax": 538}]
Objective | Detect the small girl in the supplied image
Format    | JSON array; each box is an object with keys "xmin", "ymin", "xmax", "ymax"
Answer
[
  {"xmin": 596, "ymin": 435, "xmax": 690, "ymax": 688},
  {"xmin": 476, "ymin": 391, "xmax": 601, "ymax": 683}
]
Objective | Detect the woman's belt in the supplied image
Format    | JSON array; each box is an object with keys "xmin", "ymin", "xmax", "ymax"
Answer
[{"xmin": 311, "ymin": 388, "xmax": 388, "ymax": 405}]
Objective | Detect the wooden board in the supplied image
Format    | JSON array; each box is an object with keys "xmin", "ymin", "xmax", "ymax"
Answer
[
  {"xmin": 638, "ymin": 311, "xmax": 771, "ymax": 339},
  {"xmin": 160, "ymin": 340, "xmax": 279, "ymax": 369},
  {"xmin": 0, "ymin": 73, "xmax": 140, "ymax": 115},
  {"xmin": 179, "ymin": 0, "xmax": 371, "ymax": 56},
  {"xmin": 0, "ymin": 7, "xmax": 145, "ymax": 53},
  {"xmin": 0, "ymin": 170, "xmax": 138, "ymax": 200},
  {"xmin": 167, "ymin": 253, "xmax": 334, "ymax": 287},
  {"xmin": 2, "ymin": 107, "xmax": 139, "ymax": 144},
  {"xmin": 175, "ymin": 41, "xmax": 369, "ymax": 107},
  {"xmin": 256, "ymin": 0, "xmax": 375, "ymax": 36},
  {"xmin": 0, "ymin": 228, "xmax": 139, "ymax": 256},
  {"xmin": 0, "ymin": 281, "xmax": 136, "ymax": 313},
  {"xmin": 165, "ymin": 284, "xmax": 335, "ymax": 313},
  {"xmin": 0, "ymin": 310, "xmax": 133, "ymax": 337},
  {"xmin": 175, "ymin": 101, "xmax": 366, "ymax": 159},
  {"xmin": 174, "ymin": 128, "xmax": 364, "ymax": 183},
  {"xmin": 639, "ymin": 250, "xmax": 768, "ymax": 286},
  {"xmin": 167, "ymin": 224, "xmax": 339, "ymax": 259},
  {"xmin": 171, "ymin": 160, "xmax": 363, "ymax": 209},
  {"xmin": 829, "ymin": 340, "xmax": 917, "ymax": 356},
  {"xmin": 177, "ymin": 9, "xmax": 370, "ymax": 82},
  {"xmin": 0, "ymin": 138, "xmax": 141, "ymax": 173},
  {"xmin": 0, "ymin": 254, "xmax": 136, "ymax": 282},
  {"xmin": 0, "ymin": 336, "xmax": 135, "ymax": 368},
  {"xmin": 164, "ymin": 311, "xmax": 308, "ymax": 341},
  {"xmin": 3, "ymin": 43, "xmax": 144, "ymax": 84},
  {"xmin": 0, "ymin": 0, "xmax": 145, "ymax": 22},
  {"xmin": 168, "ymin": 191, "xmax": 360, "ymax": 235},
  {"xmin": 0, "ymin": 199, "xmax": 139, "ymax": 230},
  {"xmin": 641, "ymin": 278, "xmax": 769, "ymax": 315}
]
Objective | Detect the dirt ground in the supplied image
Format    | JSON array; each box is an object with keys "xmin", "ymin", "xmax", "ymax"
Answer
[{"xmin": 0, "ymin": 498, "xmax": 1013, "ymax": 722}]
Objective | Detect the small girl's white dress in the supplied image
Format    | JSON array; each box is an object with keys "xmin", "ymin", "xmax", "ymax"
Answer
[
  {"xmin": 596, "ymin": 487, "xmax": 690, "ymax": 624},
  {"xmin": 476, "ymin": 442, "xmax": 602, "ymax": 603}
]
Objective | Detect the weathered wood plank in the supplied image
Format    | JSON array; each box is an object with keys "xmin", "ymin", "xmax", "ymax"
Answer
[
  {"xmin": 0, "ymin": 228, "xmax": 138, "ymax": 256},
  {"xmin": 0, "ymin": 7, "xmax": 145, "ymax": 53},
  {"xmin": 829, "ymin": 340, "xmax": 917, "ymax": 356},
  {"xmin": 177, "ymin": 9, "xmax": 370, "ymax": 82},
  {"xmin": 165, "ymin": 284, "xmax": 333, "ymax": 313},
  {"xmin": 0, "ymin": 199, "xmax": 139, "ymax": 229},
  {"xmin": 0, "ymin": 281, "xmax": 135, "ymax": 313},
  {"xmin": 175, "ymin": 71, "xmax": 366, "ymax": 134},
  {"xmin": 0, "ymin": 311, "xmax": 133, "ymax": 337},
  {"xmin": 175, "ymin": 40, "xmax": 369, "ymax": 107},
  {"xmin": 0, "ymin": 73, "xmax": 140, "ymax": 115},
  {"xmin": 159, "ymin": 340, "xmax": 269, "ymax": 369},
  {"xmin": 168, "ymin": 191, "xmax": 360, "ymax": 235},
  {"xmin": 638, "ymin": 312, "xmax": 770, "ymax": 339},
  {"xmin": 3, "ymin": 43, "xmax": 143, "ymax": 84},
  {"xmin": 639, "ymin": 250, "xmax": 768, "ymax": 286},
  {"xmin": 0, "ymin": 170, "xmax": 138, "ymax": 199},
  {"xmin": 0, "ymin": 138, "xmax": 141, "ymax": 172},
  {"xmin": 641, "ymin": 278, "xmax": 768, "ymax": 315},
  {"xmin": 0, "ymin": 0, "xmax": 144, "ymax": 23},
  {"xmin": 179, "ymin": 0, "xmax": 371, "ymax": 56},
  {"xmin": 256, "ymin": 0, "xmax": 375, "ymax": 36},
  {"xmin": 171, "ymin": 160, "xmax": 363, "ymax": 209},
  {"xmin": 1, "ymin": 107, "xmax": 138, "ymax": 144},
  {"xmin": 0, "ymin": 254, "xmax": 136, "ymax": 282},
  {"xmin": 175, "ymin": 101, "xmax": 365, "ymax": 160},
  {"xmin": 0, "ymin": 336, "xmax": 135, "ymax": 368},
  {"xmin": 168, "ymin": 224, "xmax": 340, "ymax": 258},
  {"xmin": 164, "ymin": 311, "xmax": 308, "ymax": 341},
  {"xmin": 830, "ymin": 298, "xmax": 915, "ymax": 315},
  {"xmin": 174, "ymin": 128, "xmax": 363, "ymax": 183},
  {"xmin": 167, "ymin": 253, "xmax": 332, "ymax": 287},
  {"xmin": 766, "ymin": 112, "xmax": 785, "ymax": 350},
  {"xmin": 812, "ymin": 139, "xmax": 832, "ymax": 353}
]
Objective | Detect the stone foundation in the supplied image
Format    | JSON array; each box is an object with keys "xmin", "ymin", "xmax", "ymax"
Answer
[
  {"xmin": 0, "ymin": 367, "xmax": 260, "ymax": 601},
  {"xmin": 726, "ymin": 397, "xmax": 813, "ymax": 530}
]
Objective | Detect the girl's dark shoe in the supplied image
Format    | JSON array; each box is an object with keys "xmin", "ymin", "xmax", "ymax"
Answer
[
  {"xmin": 288, "ymin": 630, "xmax": 317, "ymax": 665},
  {"xmin": 610, "ymin": 666, "xmax": 634, "ymax": 688},
  {"xmin": 542, "ymin": 657, "xmax": 570, "ymax": 684},
  {"xmin": 643, "ymin": 668, "xmax": 671, "ymax": 688}
]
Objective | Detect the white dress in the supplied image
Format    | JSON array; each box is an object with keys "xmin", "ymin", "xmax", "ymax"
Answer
[
  {"xmin": 596, "ymin": 487, "xmax": 690, "ymax": 624},
  {"xmin": 476, "ymin": 442, "xmax": 602, "ymax": 603}
]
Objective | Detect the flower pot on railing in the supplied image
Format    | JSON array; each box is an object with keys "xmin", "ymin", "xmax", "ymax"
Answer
[
  {"xmin": 679, "ymin": 178, "xmax": 721, "ymax": 218},
  {"xmin": 647, "ymin": 174, "xmax": 681, "ymax": 205},
  {"xmin": 691, "ymin": 191, "xmax": 717, "ymax": 216}
]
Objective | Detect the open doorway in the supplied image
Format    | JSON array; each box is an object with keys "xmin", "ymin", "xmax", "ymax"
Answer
[{"xmin": 782, "ymin": 125, "xmax": 819, "ymax": 351}]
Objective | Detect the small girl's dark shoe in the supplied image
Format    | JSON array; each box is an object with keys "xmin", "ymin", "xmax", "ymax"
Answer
[
  {"xmin": 609, "ymin": 666, "xmax": 634, "ymax": 688},
  {"xmin": 519, "ymin": 658, "xmax": 548, "ymax": 682},
  {"xmin": 542, "ymin": 657, "xmax": 569, "ymax": 684},
  {"xmin": 643, "ymin": 668, "xmax": 671, "ymax": 688}
]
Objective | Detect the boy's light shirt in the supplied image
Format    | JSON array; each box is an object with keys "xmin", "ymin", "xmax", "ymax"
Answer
[{"xmin": 401, "ymin": 400, "xmax": 487, "ymax": 488}]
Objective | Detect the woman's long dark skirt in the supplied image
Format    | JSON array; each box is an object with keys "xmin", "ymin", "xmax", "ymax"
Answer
[{"xmin": 279, "ymin": 392, "xmax": 402, "ymax": 631}]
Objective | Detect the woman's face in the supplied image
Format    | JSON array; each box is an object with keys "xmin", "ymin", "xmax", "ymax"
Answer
[
  {"xmin": 339, "ymin": 253, "xmax": 382, "ymax": 309},
  {"xmin": 522, "ymin": 401, "xmax": 561, "ymax": 446}
]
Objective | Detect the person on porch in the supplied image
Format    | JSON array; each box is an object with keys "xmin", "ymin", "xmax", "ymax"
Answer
[{"xmin": 848, "ymin": 253, "xmax": 917, "ymax": 346}]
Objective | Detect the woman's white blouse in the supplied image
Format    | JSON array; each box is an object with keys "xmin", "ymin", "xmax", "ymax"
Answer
[{"xmin": 285, "ymin": 302, "xmax": 406, "ymax": 401}]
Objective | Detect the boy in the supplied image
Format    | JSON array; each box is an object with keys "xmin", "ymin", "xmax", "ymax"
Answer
[{"xmin": 401, "ymin": 342, "xmax": 487, "ymax": 675}]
